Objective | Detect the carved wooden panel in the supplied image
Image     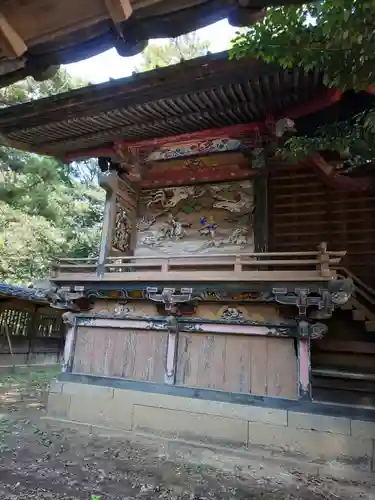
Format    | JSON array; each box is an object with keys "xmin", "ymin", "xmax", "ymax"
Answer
[
  {"xmin": 136, "ymin": 180, "xmax": 255, "ymax": 256},
  {"xmin": 141, "ymin": 152, "xmax": 253, "ymax": 188},
  {"xmin": 196, "ymin": 303, "xmax": 282, "ymax": 322},
  {"xmin": 90, "ymin": 300, "xmax": 157, "ymax": 316},
  {"xmin": 73, "ymin": 327, "xmax": 167, "ymax": 382},
  {"xmin": 176, "ymin": 334, "xmax": 297, "ymax": 398},
  {"xmin": 112, "ymin": 175, "xmax": 137, "ymax": 254}
]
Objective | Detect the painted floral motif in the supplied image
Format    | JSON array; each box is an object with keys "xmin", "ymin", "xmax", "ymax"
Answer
[
  {"xmin": 199, "ymin": 216, "xmax": 217, "ymax": 238},
  {"xmin": 147, "ymin": 138, "xmax": 242, "ymax": 162}
]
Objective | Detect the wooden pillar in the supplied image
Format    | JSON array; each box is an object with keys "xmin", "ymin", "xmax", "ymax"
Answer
[
  {"xmin": 297, "ymin": 321, "xmax": 312, "ymax": 400},
  {"xmin": 61, "ymin": 312, "xmax": 77, "ymax": 373},
  {"xmin": 112, "ymin": 176, "xmax": 138, "ymax": 256},
  {"xmin": 26, "ymin": 305, "xmax": 38, "ymax": 364},
  {"xmin": 254, "ymin": 164, "xmax": 269, "ymax": 252},
  {"xmin": 164, "ymin": 316, "xmax": 179, "ymax": 385},
  {"xmin": 97, "ymin": 169, "xmax": 118, "ymax": 277}
]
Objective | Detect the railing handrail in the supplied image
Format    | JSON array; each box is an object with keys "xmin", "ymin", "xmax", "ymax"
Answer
[
  {"xmin": 52, "ymin": 249, "xmax": 346, "ymax": 264},
  {"xmin": 50, "ymin": 242, "xmax": 347, "ymax": 281},
  {"xmin": 53, "ymin": 257, "xmax": 343, "ymax": 268}
]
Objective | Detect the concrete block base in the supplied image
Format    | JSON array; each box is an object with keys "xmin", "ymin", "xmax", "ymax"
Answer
[{"xmin": 46, "ymin": 380, "xmax": 375, "ymax": 481}]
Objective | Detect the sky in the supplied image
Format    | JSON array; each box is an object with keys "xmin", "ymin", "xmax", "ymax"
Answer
[{"xmin": 65, "ymin": 19, "xmax": 238, "ymax": 83}]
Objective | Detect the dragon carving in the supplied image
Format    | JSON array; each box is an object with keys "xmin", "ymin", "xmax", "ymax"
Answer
[{"xmin": 146, "ymin": 186, "xmax": 204, "ymax": 210}]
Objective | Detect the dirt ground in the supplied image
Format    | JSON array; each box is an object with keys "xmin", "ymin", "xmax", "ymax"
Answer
[{"xmin": 0, "ymin": 368, "xmax": 373, "ymax": 500}]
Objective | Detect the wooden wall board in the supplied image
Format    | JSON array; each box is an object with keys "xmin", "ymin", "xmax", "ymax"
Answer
[
  {"xmin": 73, "ymin": 326, "xmax": 167, "ymax": 382},
  {"xmin": 268, "ymin": 164, "xmax": 375, "ymax": 288},
  {"xmin": 175, "ymin": 333, "xmax": 298, "ymax": 399}
]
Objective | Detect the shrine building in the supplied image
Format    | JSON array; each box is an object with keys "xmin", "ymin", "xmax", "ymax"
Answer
[{"xmin": 1, "ymin": 52, "xmax": 375, "ymax": 477}]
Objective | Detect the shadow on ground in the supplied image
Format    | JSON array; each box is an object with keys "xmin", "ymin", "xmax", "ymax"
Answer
[{"xmin": 0, "ymin": 368, "xmax": 373, "ymax": 500}]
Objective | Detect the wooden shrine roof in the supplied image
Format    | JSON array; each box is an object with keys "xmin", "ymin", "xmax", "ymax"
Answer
[
  {"xmin": 0, "ymin": 52, "xmax": 329, "ymax": 160},
  {"xmin": 0, "ymin": 283, "xmax": 48, "ymax": 305},
  {"xmin": 0, "ymin": 0, "xmax": 299, "ymax": 87}
]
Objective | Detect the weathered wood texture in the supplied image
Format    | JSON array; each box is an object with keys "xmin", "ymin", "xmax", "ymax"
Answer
[
  {"xmin": 0, "ymin": 302, "xmax": 64, "ymax": 365},
  {"xmin": 73, "ymin": 327, "xmax": 168, "ymax": 382},
  {"xmin": 176, "ymin": 333, "xmax": 298, "ymax": 399},
  {"xmin": 268, "ymin": 164, "xmax": 375, "ymax": 288},
  {"xmin": 72, "ymin": 327, "xmax": 298, "ymax": 398},
  {"xmin": 111, "ymin": 175, "xmax": 138, "ymax": 255},
  {"xmin": 311, "ymin": 309, "xmax": 375, "ymax": 406}
]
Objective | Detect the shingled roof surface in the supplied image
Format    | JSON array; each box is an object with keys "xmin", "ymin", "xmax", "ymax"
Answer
[
  {"xmin": 0, "ymin": 282, "xmax": 48, "ymax": 304},
  {"xmin": 0, "ymin": 52, "xmax": 325, "ymax": 159}
]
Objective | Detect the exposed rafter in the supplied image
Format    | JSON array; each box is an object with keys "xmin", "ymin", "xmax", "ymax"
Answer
[
  {"xmin": 105, "ymin": 0, "xmax": 133, "ymax": 24},
  {"xmin": 0, "ymin": 12, "xmax": 27, "ymax": 58}
]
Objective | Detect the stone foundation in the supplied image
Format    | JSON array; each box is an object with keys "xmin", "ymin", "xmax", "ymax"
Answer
[{"xmin": 47, "ymin": 380, "xmax": 375, "ymax": 479}]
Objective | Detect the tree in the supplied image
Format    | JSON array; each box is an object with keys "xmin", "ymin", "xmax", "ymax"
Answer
[
  {"xmin": 0, "ymin": 67, "xmax": 87, "ymax": 107},
  {"xmin": 135, "ymin": 32, "xmax": 210, "ymax": 72},
  {"xmin": 0, "ymin": 71, "xmax": 104, "ymax": 284},
  {"xmin": 230, "ymin": 1, "xmax": 375, "ymax": 164}
]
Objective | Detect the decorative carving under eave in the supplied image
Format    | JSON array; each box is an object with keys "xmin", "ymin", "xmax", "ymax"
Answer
[
  {"xmin": 147, "ymin": 137, "xmax": 243, "ymax": 162},
  {"xmin": 220, "ymin": 306, "xmax": 244, "ymax": 321},
  {"xmin": 62, "ymin": 311, "xmax": 75, "ymax": 327},
  {"xmin": 114, "ymin": 302, "xmax": 135, "ymax": 316},
  {"xmin": 115, "ymin": 143, "xmax": 143, "ymax": 183},
  {"xmin": 44, "ymin": 286, "xmax": 91, "ymax": 312},
  {"xmin": 310, "ymin": 322, "xmax": 328, "ymax": 340},
  {"xmin": 273, "ymin": 279, "xmax": 354, "ymax": 322},
  {"xmin": 146, "ymin": 287, "xmax": 194, "ymax": 313}
]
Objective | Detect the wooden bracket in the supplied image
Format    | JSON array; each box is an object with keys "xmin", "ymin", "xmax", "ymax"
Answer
[
  {"xmin": 0, "ymin": 12, "xmax": 27, "ymax": 58},
  {"xmin": 105, "ymin": 0, "xmax": 133, "ymax": 24}
]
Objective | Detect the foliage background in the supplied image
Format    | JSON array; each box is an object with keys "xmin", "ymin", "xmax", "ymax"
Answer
[
  {"xmin": 0, "ymin": 69, "xmax": 104, "ymax": 284},
  {"xmin": 230, "ymin": 1, "xmax": 375, "ymax": 164}
]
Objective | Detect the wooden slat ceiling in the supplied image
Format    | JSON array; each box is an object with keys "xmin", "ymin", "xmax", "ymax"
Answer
[{"xmin": 0, "ymin": 52, "xmax": 324, "ymax": 158}]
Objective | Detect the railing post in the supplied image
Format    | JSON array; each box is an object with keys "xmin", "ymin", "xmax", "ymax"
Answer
[
  {"xmin": 161, "ymin": 259, "xmax": 169, "ymax": 274},
  {"xmin": 234, "ymin": 255, "xmax": 242, "ymax": 273},
  {"xmin": 318, "ymin": 241, "xmax": 330, "ymax": 278}
]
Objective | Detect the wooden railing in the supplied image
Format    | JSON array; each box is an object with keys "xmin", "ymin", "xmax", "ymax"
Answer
[
  {"xmin": 336, "ymin": 267, "xmax": 375, "ymax": 310},
  {"xmin": 50, "ymin": 243, "xmax": 346, "ymax": 282}
]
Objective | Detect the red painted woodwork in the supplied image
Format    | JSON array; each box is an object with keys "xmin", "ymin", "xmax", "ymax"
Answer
[
  {"xmin": 287, "ymin": 89, "xmax": 342, "ymax": 119},
  {"xmin": 140, "ymin": 164, "xmax": 257, "ymax": 188},
  {"xmin": 306, "ymin": 154, "xmax": 374, "ymax": 193},
  {"xmin": 63, "ymin": 88, "xmax": 342, "ymax": 162}
]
